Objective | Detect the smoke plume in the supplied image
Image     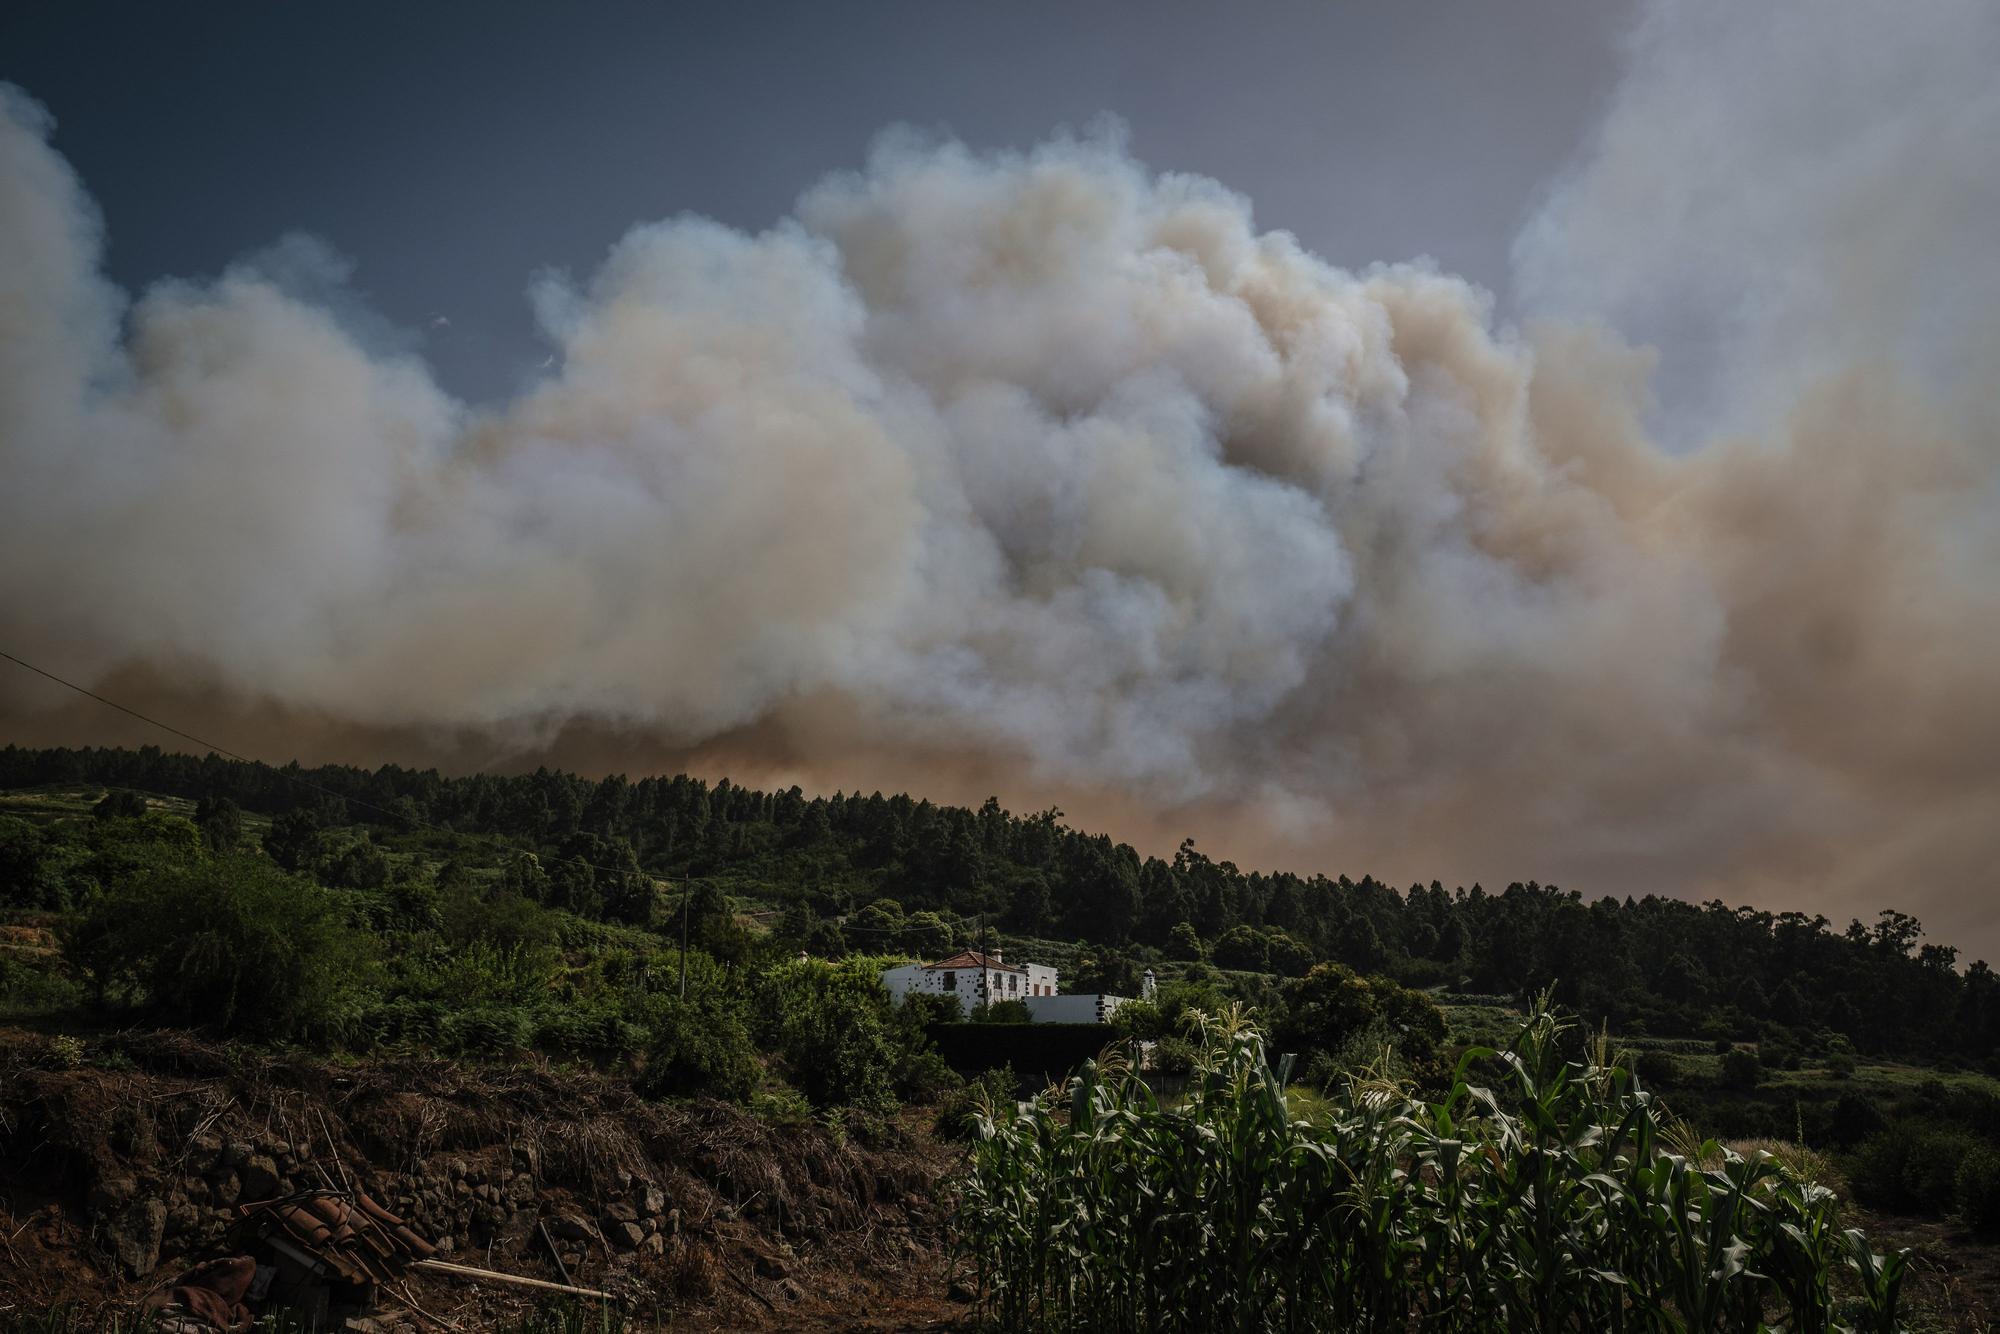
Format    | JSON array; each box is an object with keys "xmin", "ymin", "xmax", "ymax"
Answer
[{"xmin": 4, "ymin": 1, "xmax": 1997, "ymax": 955}]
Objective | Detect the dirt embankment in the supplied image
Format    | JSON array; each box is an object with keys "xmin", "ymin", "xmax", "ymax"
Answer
[{"xmin": 0, "ymin": 1028, "xmax": 970, "ymax": 1330}]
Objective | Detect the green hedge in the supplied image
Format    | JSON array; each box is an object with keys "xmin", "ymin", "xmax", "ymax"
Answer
[{"xmin": 930, "ymin": 1022, "xmax": 1121, "ymax": 1093}]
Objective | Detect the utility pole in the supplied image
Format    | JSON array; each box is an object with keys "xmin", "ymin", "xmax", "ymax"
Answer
[{"xmin": 679, "ymin": 875, "xmax": 690, "ymax": 999}]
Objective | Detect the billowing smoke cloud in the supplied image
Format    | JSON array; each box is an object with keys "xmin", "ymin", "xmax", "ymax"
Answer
[{"xmin": 4, "ymin": 0, "xmax": 1997, "ymax": 956}]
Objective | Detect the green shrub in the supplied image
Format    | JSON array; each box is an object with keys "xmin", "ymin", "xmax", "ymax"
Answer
[
  {"xmin": 1845, "ymin": 1133, "xmax": 1912, "ymax": 1211},
  {"xmin": 532, "ymin": 1004, "xmax": 645, "ymax": 1062},
  {"xmin": 0, "ymin": 951, "xmax": 85, "ymax": 1018},
  {"xmin": 356, "ymin": 996, "xmax": 447, "ymax": 1049},
  {"xmin": 443, "ymin": 1005, "xmax": 534, "ymax": 1057},
  {"xmin": 1264, "ymin": 931, "xmax": 1315, "ymax": 978},
  {"xmin": 418, "ymin": 939, "xmax": 561, "ymax": 1008},
  {"xmin": 752, "ymin": 958, "xmax": 904, "ymax": 1109},
  {"xmin": 637, "ymin": 993, "xmax": 759, "ymax": 1102},
  {"xmin": 1902, "ymin": 1127, "xmax": 1978, "ymax": 1215},
  {"xmin": 1112, "ymin": 998, "xmax": 1165, "ymax": 1041},
  {"xmin": 1635, "ymin": 1051, "xmax": 1682, "ymax": 1087},
  {"xmin": 751, "ymin": 1083, "xmax": 813, "ymax": 1127},
  {"xmin": 0, "ymin": 816, "xmax": 69, "ymax": 909},
  {"xmin": 1848, "ymin": 1124, "xmax": 1981, "ymax": 1216},
  {"xmin": 1274, "ymin": 963, "xmax": 1446, "ymax": 1078},
  {"xmin": 978, "ymin": 999, "xmax": 1032, "ymax": 1024},
  {"xmin": 1953, "ymin": 1145, "xmax": 2000, "ymax": 1232},
  {"xmin": 63, "ymin": 854, "xmax": 378, "ymax": 1043},
  {"xmin": 1152, "ymin": 1035, "xmax": 1200, "ymax": 1076},
  {"xmin": 1759, "ymin": 1033, "xmax": 1801, "ymax": 1070},
  {"xmin": 92, "ymin": 789, "xmax": 148, "ymax": 821},
  {"xmin": 1211, "ymin": 925, "xmax": 1270, "ymax": 972},
  {"xmin": 936, "ymin": 1066, "xmax": 1018, "ymax": 1141},
  {"xmin": 1824, "ymin": 1050, "xmax": 1857, "ymax": 1078},
  {"xmin": 1829, "ymin": 1091, "xmax": 1886, "ymax": 1145},
  {"xmin": 1720, "ymin": 1047, "xmax": 1764, "ymax": 1090}
]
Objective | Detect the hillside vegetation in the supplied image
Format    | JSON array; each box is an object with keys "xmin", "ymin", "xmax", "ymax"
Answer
[
  {"xmin": 3, "ymin": 745, "xmax": 1993, "ymax": 1068},
  {"xmin": 2, "ymin": 746, "xmax": 1999, "ymax": 1326}
]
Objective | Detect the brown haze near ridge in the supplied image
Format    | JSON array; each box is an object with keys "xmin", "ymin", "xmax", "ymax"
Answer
[{"xmin": 4, "ymin": 3, "xmax": 1997, "ymax": 957}]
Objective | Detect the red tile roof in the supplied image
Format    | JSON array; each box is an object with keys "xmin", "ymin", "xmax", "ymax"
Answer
[{"xmin": 925, "ymin": 950, "xmax": 1024, "ymax": 974}]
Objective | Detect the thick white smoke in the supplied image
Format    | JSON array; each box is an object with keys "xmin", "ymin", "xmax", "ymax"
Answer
[{"xmin": 3, "ymin": 1, "xmax": 1997, "ymax": 954}]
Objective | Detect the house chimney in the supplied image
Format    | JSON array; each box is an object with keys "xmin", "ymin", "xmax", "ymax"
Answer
[
  {"xmin": 990, "ymin": 949, "xmax": 1003, "ymax": 964},
  {"xmin": 1142, "ymin": 968, "xmax": 1157, "ymax": 1000}
]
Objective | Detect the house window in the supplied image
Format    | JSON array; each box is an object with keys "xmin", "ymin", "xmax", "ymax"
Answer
[{"xmin": 942, "ymin": 971, "xmax": 956, "ymax": 990}]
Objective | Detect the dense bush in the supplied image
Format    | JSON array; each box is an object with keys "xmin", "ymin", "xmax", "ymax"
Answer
[
  {"xmin": 1720, "ymin": 1047, "xmax": 1764, "ymax": 1090},
  {"xmin": 753, "ymin": 959, "xmax": 906, "ymax": 1109},
  {"xmin": 637, "ymin": 992, "xmax": 760, "ymax": 1102},
  {"xmin": 1211, "ymin": 924, "xmax": 1270, "ymax": 971},
  {"xmin": 1954, "ymin": 1145, "xmax": 2000, "ymax": 1232},
  {"xmin": 1273, "ymin": 963, "xmax": 1446, "ymax": 1079},
  {"xmin": 442, "ymin": 1004, "xmax": 534, "ymax": 1057},
  {"xmin": 1846, "ymin": 1123, "xmax": 1984, "ymax": 1217},
  {"xmin": 977, "ymin": 999, "xmax": 1032, "ymax": 1024},
  {"xmin": 0, "ymin": 815, "xmax": 69, "ymax": 909},
  {"xmin": 0, "ymin": 949, "xmax": 85, "ymax": 1016},
  {"xmin": 1635, "ymin": 1051, "xmax": 1682, "ymax": 1087},
  {"xmin": 62, "ymin": 854, "xmax": 378, "ymax": 1043}
]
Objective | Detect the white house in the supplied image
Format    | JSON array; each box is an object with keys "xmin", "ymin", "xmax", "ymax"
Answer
[
  {"xmin": 880, "ymin": 952, "xmax": 1157, "ymax": 1023},
  {"xmin": 879, "ymin": 950, "xmax": 1058, "ymax": 1018}
]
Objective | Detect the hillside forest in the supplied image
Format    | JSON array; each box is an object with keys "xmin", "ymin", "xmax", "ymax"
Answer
[{"xmin": 2, "ymin": 742, "xmax": 1998, "ymax": 1252}]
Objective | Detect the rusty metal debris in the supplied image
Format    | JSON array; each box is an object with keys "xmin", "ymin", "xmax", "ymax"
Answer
[{"xmin": 140, "ymin": 1188, "xmax": 607, "ymax": 1330}]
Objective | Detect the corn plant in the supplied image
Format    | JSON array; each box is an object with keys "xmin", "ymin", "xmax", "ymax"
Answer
[{"xmin": 954, "ymin": 1003, "xmax": 1907, "ymax": 1332}]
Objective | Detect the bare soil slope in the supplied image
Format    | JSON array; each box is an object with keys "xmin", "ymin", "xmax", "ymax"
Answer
[{"xmin": 0, "ymin": 1027, "xmax": 969, "ymax": 1330}]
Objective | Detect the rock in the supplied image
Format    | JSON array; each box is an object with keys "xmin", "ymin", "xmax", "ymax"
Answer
[
  {"xmin": 636, "ymin": 1183, "xmax": 667, "ymax": 1217},
  {"xmin": 105, "ymin": 1197, "xmax": 167, "ymax": 1278},
  {"xmin": 506, "ymin": 1174, "xmax": 536, "ymax": 1206},
  {"xmin": 164, "ymin": 1204, "xmax": 201, "ymax": 1238},
  {"xmin": 640, "ymin": 1232, "xmax": 665, "ymax": 1257},
  {"xmin": 237, "ymin": 1157, "xmax": 281, "ymax": 1202},
  {"xmin": 754, "ymin": 1253, "xmax": 787, "ymax": 1280},
  {"xmin": 511, "ymin": 1145, "xmax": 539, "ymax": 1176},
  {"xmin": 606, "ymin": 1220, "xmax": 646, "ymax": 1251},
  {"xmin": 435, "ymin": 1235, "xmax": 455, "ymax": 1255},
  {"xmin": 211, "ymin": 1174, "xmax": 240, "ymax": 1208},
  {"xmin": 662, "ymin": 1208, "xmax": 681, "ymax": 1236},
  {"xmin": 780, "ymin": 1279, "xmax": 805, "ymax": 1303},
  {"xmin": 88, "ymin": 1175, "xmax": 138, "ymax": 1217},
  {"xmin": 602, "ymin": 1201, "xmax": 637, "ymax": 1225},
  {"xmin": 947, "ymin": 1278, "xmax": 978, "ymax": 1303},
  {"xmin": 446, "ymin": 1158, "xmax": 467, "ymax": 1181},
  {"xmin": 221, "ymin": 1141, "xmax": 253, "ymax": 1169},
  {"xmin": 550, "ymin": 1213, "xmax": 599, "ymax": 1243}
]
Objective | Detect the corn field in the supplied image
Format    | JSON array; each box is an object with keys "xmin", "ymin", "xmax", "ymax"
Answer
[{"xmin": 954, "ymin": 1005, "xmax": 1907, "ymax": 1332}]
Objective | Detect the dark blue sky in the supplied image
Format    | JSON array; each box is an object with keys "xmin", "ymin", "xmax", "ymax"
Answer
[{"xmin": 2, "ymin": 1, "xmax": 1627, "ymax": 401}]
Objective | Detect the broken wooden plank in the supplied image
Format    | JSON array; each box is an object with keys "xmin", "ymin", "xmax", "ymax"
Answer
[{"xmin": 411, "ymin": 1257, "xmax": 612, "ymax": 1301}]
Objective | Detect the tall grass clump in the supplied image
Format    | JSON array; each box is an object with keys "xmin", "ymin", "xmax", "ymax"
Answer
[{"xmin": 955, "ymin": 1003, "xmax": 1907, "ymax": 1332}]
